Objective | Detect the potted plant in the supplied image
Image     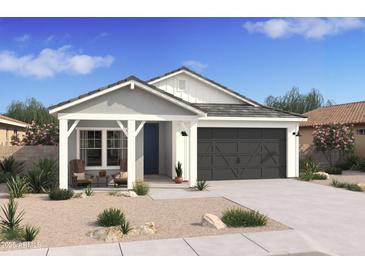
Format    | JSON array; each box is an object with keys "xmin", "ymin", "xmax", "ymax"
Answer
[{"xmin": 174, "ymin": 161, "xmax": 183, "ymax": 184}]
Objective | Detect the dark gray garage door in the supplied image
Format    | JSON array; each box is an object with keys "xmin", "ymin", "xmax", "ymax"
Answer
[{"xmin": 198, "ymin": 128, "xmax": 286, "ymax": 180}]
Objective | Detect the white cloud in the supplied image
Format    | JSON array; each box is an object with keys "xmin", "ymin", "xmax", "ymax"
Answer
[
  {"xmin": 243, "ymin": 18, "xmax": 365, "ymax": 39},
  {"xmin": 182, "ymin": 60, "xmax": 208, "ymax": 72},
  {"xmin": 44, "ymin": 35, "xmax": 55, "ymax": 44},
  {"xmin": 14, "ymin": 34, "xmax": 30, "ymax": 43},
  {"xmin": 0, "ymin": 46, "xmax": 114, "ymax": 78}
]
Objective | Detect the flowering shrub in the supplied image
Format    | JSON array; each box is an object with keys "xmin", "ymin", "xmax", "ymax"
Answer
[
  {"xmin": 313, "ymin": 124, "xmax": 354, "ymax": 166},
  {"xmin": 11, "ymin": 121, "xmax": 59, "ymax": 146}
]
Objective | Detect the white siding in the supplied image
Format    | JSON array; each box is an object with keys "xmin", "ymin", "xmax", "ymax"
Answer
[{"xmin": 153, "ymin": 73, "xmax": 242, "ymax": 104}]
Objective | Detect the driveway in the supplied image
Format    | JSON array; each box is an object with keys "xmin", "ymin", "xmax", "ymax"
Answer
[{"xmin": 150, "ymin": 178, "xmax": 365, "ymax": 255}]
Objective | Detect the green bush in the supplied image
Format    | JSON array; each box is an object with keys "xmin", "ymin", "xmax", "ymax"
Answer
[
  {"xmin": 196, "ymin": 180, "xmax": 209, "ymax": 191},
  {"xmin": 325, "ymin": 166, "xmax": 342, "ymax": 175},
  {"xmin": 312, "ymin": 173, "xmax": 327, "ymax": 180},
  {"xmin": 0, "ymin": 156, "xmax": 25, "ymax": 176},
  {"xmin": 22, "ymin": 225, "xmax": 40, "ymax": 241},
  {"xmin": 34, "ymin": 158, "xmax": 58, "ymax": 185},
  {"xmin": 27, "ymin": 168, "xmax": 52, "ymax": 193},
  {"xmin": 299, "ymin": 156, "xmax": 319, "ymax": 173},
  {"xmin": 6, "ymin": 176, "xmax": 28, "ymax": 198},
  {"xmin": 133, "ymin": 181, "xmax": 150, "ymax": 195},
  {"xmin": 97, "ymin": 208, "xmax": 126, "ymax": 227},
  {"xmin": 49, "ymin": 188, "xmax": 74, "ymax": 200},
  {"xmin": 0, "ymin": 172, "xmax": 12, "ymax": 184},
  {"xmin": 357, "ymin": 159, "xmax": 365, "ymax": 172},
  {"xmin": 331, "ymin": 179, "xmax": 362, "ymax": 192},
  {"xmin": 221, "ymin": 208, "xmax": 268, "ymax": 227}
]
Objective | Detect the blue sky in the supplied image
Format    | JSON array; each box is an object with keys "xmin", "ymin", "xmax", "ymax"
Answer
[{"xmin": 0, "ymin": 17, "xmax": 365, "ymax": 113}]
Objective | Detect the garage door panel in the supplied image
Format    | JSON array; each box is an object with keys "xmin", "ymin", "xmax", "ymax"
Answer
[{"xmin": 198, "ymin": 128, "xmax": 286, "ymax": 181}]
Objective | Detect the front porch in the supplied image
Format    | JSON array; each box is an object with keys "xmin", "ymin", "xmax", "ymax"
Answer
[{"xmin": 59, "ymin": 117, "xmax": 198, "ymax": 190}]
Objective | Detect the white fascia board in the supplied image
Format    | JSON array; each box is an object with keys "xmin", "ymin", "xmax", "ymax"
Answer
[
  {"xmin": 148, "ymin": 70, "xmax": 258, "ymax": 107},
  {"xmin": 133, "ymin": 81, "xmax": 206, "ymax": 116},
  {"xmin": 0, "ymin": 118, "xmax": 28, "ymax": 128},
  {"xmin": 199, "ymin": 116, "xmax": 307, "ymax": 122},
  {"xmin": 58, "ymin": 113, "xmax": 199, "ymax": 121},
  {"xmin": 49, "ymin": 81, "xmax": 132, "ymax": 114}
]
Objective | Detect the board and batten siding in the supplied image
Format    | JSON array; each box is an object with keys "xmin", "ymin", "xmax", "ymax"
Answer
[{"xmin": 152, "ymin": 73, "xmax": 242, "ymax": 104}]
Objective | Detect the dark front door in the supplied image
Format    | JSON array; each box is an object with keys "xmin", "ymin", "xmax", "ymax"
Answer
[
  {"xmin": 198, "ymin": 128, "xmax": 286, "ymax": 180},
  {"xmin": 144, "ymin": 123, "xmax": 159, "ymax": 174}
]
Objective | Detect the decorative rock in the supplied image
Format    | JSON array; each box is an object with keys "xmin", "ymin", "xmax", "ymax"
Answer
[
  {"xmin": 140, "ymin": 222, "xmax": 156, "ymax": 234},
  {"xmin": 122, "ymin": 191, "xmax": 138, "ymax": 197},
  {"xmin": 314, "ymin": 172, "xmax": 330, "ymax": 179},
  {"xmin": 74, "ymin": 192, "xmax": 87, "ymax": 199},
  {"xmin": 87, "ymin": 227, "xmax": 124, "ymax": 242},
  {"xmin": 357, "ymin": 183, "xmax": 365, "ymax": 191},
  {"xmin": 202, "ymin": 213, "xmax": 227, "ymax": 230}
]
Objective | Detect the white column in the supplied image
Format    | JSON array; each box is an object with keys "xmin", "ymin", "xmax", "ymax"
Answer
[
  {"xmin": 171, "ymin": 121, "xmax": 177, "ymax": 180},
  {"xmin": 127, "ymin": 120, "xmax": 136, "ymax": 189},
  {"xmin": 286, "ymin": 124, "xmax": 298, "ymax": 178},
  {"xmin": 59, "ymin": 119, "xmax": 68, "ymax": 189},
  {"xmin": 188, "ymin": 121, "xmax": 198, "ymax": 187}
]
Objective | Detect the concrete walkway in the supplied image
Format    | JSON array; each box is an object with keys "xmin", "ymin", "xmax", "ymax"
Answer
[
  {"xmin": 149, "ymin": 178, "xmax": 365, "ymax": 255},
  {"xmin": 0, "ymin": 230, "xmax": 323, "ymax": 256}
]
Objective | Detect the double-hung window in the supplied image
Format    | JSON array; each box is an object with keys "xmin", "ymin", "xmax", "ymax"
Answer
[
  {"xmin": 78, "ymin": 129, "xmax": 127, "ymax": 168},
  {"xmin": 79, "ymin": 130, "xmax": 102, "ymax": 167}
]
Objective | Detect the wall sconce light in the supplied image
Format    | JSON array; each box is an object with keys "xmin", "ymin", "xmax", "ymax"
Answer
[
  {"xmin": 292, "ymin": 131, "xmax": 301, "ymax": 137},
  {"xmin": 181, "ymin": 131, "xmax": 188, "ymax": 136}
]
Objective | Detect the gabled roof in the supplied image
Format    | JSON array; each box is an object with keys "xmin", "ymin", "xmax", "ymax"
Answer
[
  {"xmin": 148, "ymin": 66, "xmax": 260, "ymax": 106},
  {"xmin": 194, "ymin": 103, "xmax": 306, "ymax": 118},
  {"xmin": 300, "ymin": 101, "xmax": 365, "ymax": 127},
  {"xmin": 0, "ymin": 114, "xmax": 29, "ymax": 128},
  {"xmin": 48, "ymin": 76, "xmax": 206, "ymax": 116}
]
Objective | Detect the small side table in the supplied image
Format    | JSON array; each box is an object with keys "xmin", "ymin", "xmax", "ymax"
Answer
[{"xmin": 96, "ymin": 175, "xmax": 110, "ymax": 187}]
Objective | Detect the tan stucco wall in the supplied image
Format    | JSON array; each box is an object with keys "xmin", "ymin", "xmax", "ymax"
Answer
[
  {"xmin": 0, "ymin": 123, "xmax": 26, "ymax": 146},
  {"xmin": 300, "ymin": 124, "xmax": 365, "ymax": 158}
]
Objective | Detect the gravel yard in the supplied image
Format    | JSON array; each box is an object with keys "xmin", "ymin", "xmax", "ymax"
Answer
[{"xmin": 0, "ymin": 188, "xmax": 287, "ymax": 250}]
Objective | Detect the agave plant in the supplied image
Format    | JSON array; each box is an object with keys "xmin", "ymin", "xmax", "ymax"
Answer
[
  {"xmin": 22, "ymin": 225, "xmax": 40, "ymax": 241},
  {"xmin": 6, "ymin": 176, "xmax": 28, "ymax": 198},
  {"xmin": 195, "ymin": 180, "xmax": 209, "ymax": 191},
  {"xmin": 27, "ymin": 168, "xmax": 51, "ymax": 193},
  {"xmin": 0, "ymin": 156, "xmax": 25, "ymax": 175},
  {"xmin": 34, "ymin": 158, "xmax": 58, "ymax": 186}
]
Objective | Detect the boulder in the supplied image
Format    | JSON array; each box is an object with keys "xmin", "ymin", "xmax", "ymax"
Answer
[
  {"xmin": 87, "ymin": 227, "xmax": 124, "ymax": 242},
  {"xmin": 202, "ymin": 213, "xmax": 226, "ymax": 230},
  {"xmin": 314, "ymin": 172, "xmax": 330, "ymax": 179},
  {"xmin": 74, "ymin": 192, "xmax": 87, "ymax": 199},
  {"xmin": 357, "ymin": 183, "xmax": 365, "ymax": 191},
  {"xmin": 122, "ymin": 191, "xmax": 138, "ymax": 197},
  {"xmin": 140, "ymin": 222, "xmax": 156, "ymax": 234}
]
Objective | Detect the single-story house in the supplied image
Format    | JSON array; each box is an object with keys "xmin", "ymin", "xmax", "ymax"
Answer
[
  {"xmin": 0, "ymin": 115, "xmax": 29, "ymax": 146},
  {"xmin": 49, "ymin": 67, "xmax": 306, "ymax": 189},
  {"xmin": 300, "ymin": 101, "xmax": 365, "ymax": 157}
]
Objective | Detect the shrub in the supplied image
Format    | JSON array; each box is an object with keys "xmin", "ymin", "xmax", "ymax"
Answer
[
  {"xmin": 6, "ymin": 176, "xmax": 28, "ymax": 198},
  {"xmin": 325, "ymin": 166, "xmax": 342, "ymax": 175},
  {"xmin": 27, "ymin": 168, "xmax": 52, "ymax": 193},
  {"xmin": 0, "ymin": 172, "xmax": 11, "ymax": 184},
  {"xmin": 299, "ymin": 172, "xmax": 313, "ymax": 181},
  {"xmin": 311, "ymin": 173, "xmax": 327, "ymax": 180},
  {"xmin": 0, "ymin": 197, "xmax": 24, "ymax": 232},
  {"xmin": 357, "ymin": 159, "xmax": 365, "ymax": 172},
  {"xmin": 119, "ymin": 221, "xmax": 132, "ymax": 235},
  {"xmin": 133, "ymin": 181, "xmax": 149, "ymax": 195},
  {"xmin": 331, "ymin": 179, "xmax": 362, "ymax": 192},
  {"xmin": 49, "ymin": 188, "xmax": 74, "ymax": 200},
  {"xmin": 221, "ymin": 208, "xmax": 268, "ymax": 227},
  {"xmin": 22, "ymin": 225, "xmax": 40, "ymax": 241},
  {"xmin": 299, "ymin": 156, "xmax": 319, "ymax": 173},
  {"xmin": 196, "ymin": 180, "xmax": 209, "ymax": 191},
  {"xmin": 0, "ymin": 156, "xmax": 25, "ymax": 176},
  {"xmin": 97, "ymin": 208, "xmax": 126, "ymax": 227},
  {"xmin": 84, "ymin": 186, "xmax": 94, "ymax": 197},
  {"xmin": 34, "ymin": 159, "xmax": 58, "ymax": 186}
]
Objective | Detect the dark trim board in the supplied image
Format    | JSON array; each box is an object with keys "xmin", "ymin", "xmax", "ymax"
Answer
[{"xmin": 197, "ymin": 128, "xmax": 287, "ymax": 181}]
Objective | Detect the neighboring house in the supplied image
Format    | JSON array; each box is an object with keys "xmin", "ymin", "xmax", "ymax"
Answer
[
  {"xmin": 49, "ymin": 67, "xmax": 306, "ymax": 189},
  {"xmin": 0, "ymin": 114, "xmax": 29, "ymax": 146},
  {"xmin": 300, "ymin": 101, "xmax": 365, "ymax": 157}
]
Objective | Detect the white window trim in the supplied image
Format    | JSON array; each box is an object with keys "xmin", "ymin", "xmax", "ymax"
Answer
[{"xmin": 76, "ymin": 127, "xmax": 127, "ymax": 170}]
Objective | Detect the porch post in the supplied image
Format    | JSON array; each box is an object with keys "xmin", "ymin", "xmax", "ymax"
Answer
[
  {"xmin": 59, "ymin": 119, "xmax": 68, "ymax": 189},
  {"xmin": 188, "ymin": 121, "xmax": 198, "ymax": 187},
  {"xmin": 127, "ymin": 120, "xmax": 136, "ymax": 189}
]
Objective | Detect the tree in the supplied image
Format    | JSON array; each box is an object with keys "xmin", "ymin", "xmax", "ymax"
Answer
[
  {"xmin": 11, "ymin": 121, "xmax": 59, "ymax": 146},
  {"xmin": 312, "ymin": 124, "xmax": 355, "ymax": 166},
  {"xmin": 5, "ymin": 97, "xmax": 57, "ymax": 125},
  {"xmin": 265, "ymin": 87, "xmax": 333, "ymax": 114}
]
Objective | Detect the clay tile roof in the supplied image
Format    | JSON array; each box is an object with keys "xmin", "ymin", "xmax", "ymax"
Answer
[
  {"xmin": 300, "ymin": 101, "xmax": 365, "ymax": 127},
  {"xmin": 0, "ymin": 114, "xmax": 29, "ymax": 127}
]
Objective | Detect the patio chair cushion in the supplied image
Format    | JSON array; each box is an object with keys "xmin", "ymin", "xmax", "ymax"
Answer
[
  {"xmin": 116, "ymin": 171, "xmax": 128, "ymax": 180},
  {"xmin": 73, "ymin": 172, "xmax": 86, "ymax": 180}
]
